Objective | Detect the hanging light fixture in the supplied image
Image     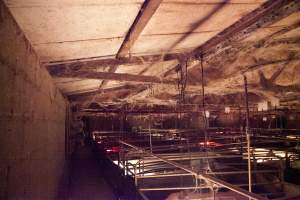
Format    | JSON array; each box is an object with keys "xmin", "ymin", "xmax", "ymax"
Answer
[
  {"xmin": 205, "ymin": 110, "xmax": 210, "ymax": 118},
  {"xmin": 225, "ymin": 107, "xmax": 231, "ymax": 113}
]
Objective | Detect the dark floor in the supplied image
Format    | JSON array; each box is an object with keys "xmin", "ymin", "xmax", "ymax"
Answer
[{"xmin": 66, "ymin": 146, "xmax": 116, "ymax": 200}]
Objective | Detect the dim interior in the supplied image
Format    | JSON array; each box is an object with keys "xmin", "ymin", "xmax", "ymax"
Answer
[{"xmin": 1, "ymin": 0, "xmax": 300, "ymax": 200}]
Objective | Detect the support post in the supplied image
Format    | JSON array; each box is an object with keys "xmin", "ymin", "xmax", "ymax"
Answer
[
  {"xmin": 200, "ymin": 54, "xmax": 208, "ymax": 150},
  {"xmin": 149, "ymin": 114, "xmax": 153, "ymax": 153},
  {"xmin": 243, "ymin": 74, "xmax": 252, "ymax": 195}
]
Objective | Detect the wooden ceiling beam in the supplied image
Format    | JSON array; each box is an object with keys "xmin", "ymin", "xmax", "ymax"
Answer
[
  {"xmin": 50, "ymin": 70, "xmax": 179, "ymax": 85},
  {"xmin": 116, "ymin": 0, "xmax": 163, "ymax": 58},
  {"xmin": 66, "ymin": 84, "xmax": 137, "ymax": 97},
  {"xmin": 44, "ymin": 53, "xmax": 182, "ymax": 73},
  {"xmin": 97, "ymin": 65, "xmax": 118, "ymax": 92},
  {"xmin": 68, "ymin": 85, "xmax": 148, "ymax": 102}
]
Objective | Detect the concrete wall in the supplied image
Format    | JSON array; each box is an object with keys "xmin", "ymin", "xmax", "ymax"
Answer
[{"xmin": 0, "ymin": 2, "xmax": 67, "ymax": 199}]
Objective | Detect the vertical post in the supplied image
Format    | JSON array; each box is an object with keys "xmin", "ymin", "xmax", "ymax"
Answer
[
  {"xmin": 142, "ymin": 154, "xmax": 145, "ymax": 176},
  {"xmin": 280, "ymin": 159, "xmax": 284, "ymax": 183},
  {"xmin": 111, "ymin": 115, "xmax": 113, "ymax": 131},
  {"xmin": 123, "ymin": 153, "xmax": 127, "ymax": 176},
  {"xmin": 138, "ymin": 159, "xmax": 141, "ymax": 174},
  {"xmin": 120, "ymin": 110, "xmax": 123, "ymax": 140},
  {"xmin": 195, "ymin": 175, "xmax": 199, "ymax": 192},
  {"xmin": 239, "ymin": 105, "xmax": 243, "ymax": 155},
  {"xmin": 149, "ymin": 108, "xmax": 153, "ymax": 153},
  {"xmin": 243, "ymin": 74, "xmax": 252, "ymax": 195},
  {"xmin": 134, "ymin": 164, "xmax": 138, "ymax": 186},
  {"xmin": 285, "ymin": 151, "xmax": 290, "ymax": 169},
  {"xmin": 200, "ymin": 54, "xmax": 208, "ymax": 150},
  {"xmin": 65, "ymin": 102, "xmax": 71, "ymax": 160},
  {"xmin": 118, "ymin": 149, "xmax": 121, "ymax": 168}
]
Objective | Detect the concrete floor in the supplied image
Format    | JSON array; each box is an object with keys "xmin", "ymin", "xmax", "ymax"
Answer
[{"xmin": 66, "ymin": 146, "xmax": 116, "ymax": 200}]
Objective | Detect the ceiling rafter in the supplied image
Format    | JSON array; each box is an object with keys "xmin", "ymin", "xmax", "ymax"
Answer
[
  {"xmin": 68, "ymin": 84, "xmax": 148, "ymax": 102},
  {"xmin": 44, "ymin": 53, "xmax": 183, "ymax": 73},
  {"xmin": 50, "ymin": 70, "xmax": 181, "ymax": 85},
  {"xmin": 100, "ymin": 0, "xmax": 163, "ymax": 90},
  {"xmin": 116, "ymin": 0, "xmax": 163, "ymax": 58},
  {"xmin": 66, "ymin": 84, "xmax": 137, "ymax": 97}
]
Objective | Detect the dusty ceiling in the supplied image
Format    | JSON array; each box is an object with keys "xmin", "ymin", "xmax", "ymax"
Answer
[{"xmin": 5, "ymin": 0, "xmax": 300, "ymax": 108}]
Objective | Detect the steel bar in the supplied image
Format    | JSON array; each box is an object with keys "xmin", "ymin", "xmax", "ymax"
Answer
[
  {"xmin": 136, "ymin": 173, "xmax": 192, "ymax": 179},
  {"xmin": 143, "ymin": 153, "xmax": 243, "ymax": 159},
  {"xmin": 136, "ymin": 169, "xmax": 279, "ymax": 178},
  {"xmin": 206, "ymin": 170, "xmax": 279, "ymax": 175},
  {"xmin": 138, "ymin": 190, "xmax": 150, "ymax": 200},
  {"xmin": 139, "ymin": 186, "xmax": 208, "ymax": 191},
  {"xmin": 139, "ymin": 182, "xmax": 281, "ymax": 191},
  {"xmin": 52, "ymin": 70, "xmax": 178, "ymax": 85},
  {"xmin": 140, "ymin": 155, "xmax": 243, "ymax": 162},
  {"xmin": 244, "ymin": 74, "xmax": 252, "ymax": 195},
  {"xmin": 200, "ymin": 53, "xmax": 208, "ymax": 151},
  {"xmin": 149, "ymin": 115, "xmax": 153, "ymax": 152},
  {"xmin": 235, "ymin": 181, "xmax": 282, "ymax": 187}
]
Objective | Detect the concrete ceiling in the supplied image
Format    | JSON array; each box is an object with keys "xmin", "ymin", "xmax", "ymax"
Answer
[
  {"xmin": 5, "ymin": 0, "xmax": 144, "ymax": 61},
  {"xmin": 5, "ymin": 0, "xmax": 266, "ymax": 61},
  {"xmin": 4, "ymin": 0, "xmax": 300, "ymax": 106},
  {"xmin": 131, "ymin": 0, "xmax": 266, "ymax": 55}
]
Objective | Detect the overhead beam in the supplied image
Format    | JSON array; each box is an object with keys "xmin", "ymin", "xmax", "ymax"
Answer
[
  {"xmin": 117, "ymin": 0, "xmax": 163, "ymax": 58},
  {"xmin": 77, "ymin": 104, "xmax": 205, "ymax": 114},
  {"xmin": 68, "ymin": 84, "xmax": 148, "ymax": 102},
  {"xmin": 50, "ymin": 70, "xmax": 179, "ymax": 85},
  {"xmin": 241, "ymin": 56, "xmax": 300, "ymax": 73},
  {"xmin": 44, "ymin": 53, "xmax": 182, "ymax": 73},
  {"xmin": 97, "ymin": 65, "xmax": 119, "ymax": 91},
  {"xmin": 66, "ymin": 84, "xmax": 137, "ymax": 97}
]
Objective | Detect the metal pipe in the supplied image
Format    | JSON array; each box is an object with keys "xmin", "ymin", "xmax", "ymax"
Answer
[
  {"xmin": 149, "ymin": 115, "xmax": 153, "ymax": 152},
  {"xmin": 135, "ymin": 170, "xmax": 279, "ymax": 178},
  {"xmin": 247, "ymin": 134, "xmax": 252, "ymax": 194},
  {"xmin": 138, "ymin": 190, "xmax": 150, "ymax": 200},
  {"xmin": 142, "ymin": 154, "xmax": 243, "ymax": 161},
  {"xmin": 139, "ymin": 186, "xmax": 208, "ymax": 191},
  {"xmin": 243, "ymin": 74, "xmax": 252, "ymax": 194},
  {"xmin": 200, "ymin": 53, "xmax": 208, "ymax": 150},
  {"xmin": 139, "ymin": 182, "xmax": 281, "ymax": 191},
  {"xmin": 206, "ymin": 170, "xmax": 279, "ymax": 175},
  {"xmin": 134, "ymin": 164, "xmax": 138, "ymax": 185},
  {"xmin": 136, "ymin": 173, "xmax": 192, "ymax": 179},
  {"xmin": 235, "ymin": 181, "xmax": 281, "ymax": 187}
]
